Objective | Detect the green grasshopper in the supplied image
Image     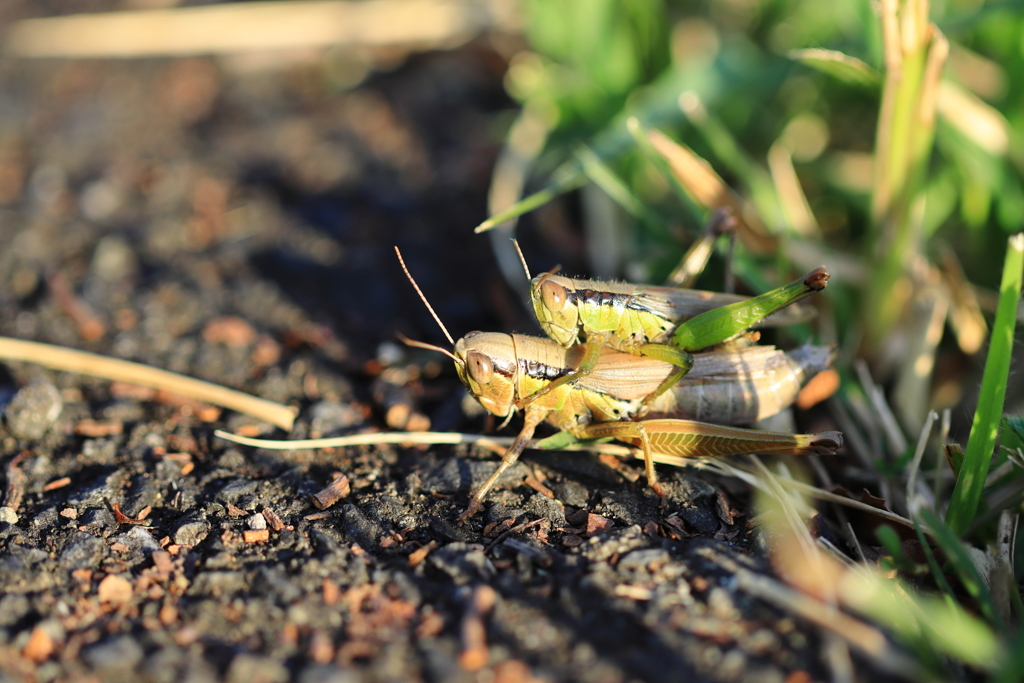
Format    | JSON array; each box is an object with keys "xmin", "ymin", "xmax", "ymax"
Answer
[
  {"xmin": 515, "ymin": 209, "xmax": 828, "ymax": 408},
  {"xmin": 525, "ymin": 263, "xmax": 829, "ymax": 408},
  {"xmin": 396, "ymin": 248, "xmax": 841, "ymax": 519}
]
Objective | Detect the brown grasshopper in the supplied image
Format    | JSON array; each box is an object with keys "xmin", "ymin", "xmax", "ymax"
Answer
[{"xmin": 396, "ymin": 248, "xmax": 841, "ymax": 519}]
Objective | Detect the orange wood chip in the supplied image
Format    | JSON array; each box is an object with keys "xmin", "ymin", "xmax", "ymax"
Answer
[
  {"xmin": 234, "ymin": 424, "xmax": 264, "ymax": 437},
  {"xmin": 309, "ymin": 631, "xmax": 334, "ymax": 664},
  {"xmin": 243, "ymin": 529, "xmax": 270, "ymax": 543},
  {"xmin": 74, "ymin": 419, "xmax": 123, "ymax": 437},
  {"xmin": 251, "ymin": 335, "xmax": 282, "ymax": 367},
  {"xmin": 407, "ymin": 541, "xmax": 437, "ymax": 568},
  {"xmin": 311, "ymin": 473, "xmax": 350, "ymax": 510},
  {"xmin": 493, "ymin": 659, "xmax": 546, "ymax": 683},
  {"xmin": 97, "ymin": 574, "xmax": 133, "ymax": 606},
  {"xmin": 523, "ymin": 475, "xmax": 555, "ymax": 499},
  {"xmin": 261, "ymin": 507, "xmax": 287, "ymax": 531},
  {"xmin": 22, "ymin": 625, "xmax": 54, "ymax": 663},
  {"xmin": 585, "ymin": 513, "xmax": 614, "ymax": 535},
  {"xmin": 112, "ymin": 502, "xmax": 148, "ymax": 525},
  {"xmin": 152, "ymin": 551, "xmax": 174, "ymax": 575},
  {"xmin": 226, "ymin": 503, "xmax": 247, "ymax": 517},
  {"xmin": 159, "ymin": 603, "xmax": 178, "ymax": 626},
  {"xmin": 322, "ymin": 578, "xmax": 340, "ymax": 606},
  {"xmin": 203, "ymin": 316, "xmax": 256, "ymax": 347}
]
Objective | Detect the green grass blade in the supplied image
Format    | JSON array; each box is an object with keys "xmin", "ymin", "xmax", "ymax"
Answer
[
  {"xmin": 627, "ymin": 118, "xmax": 704, "ymax": 225},
  {"xmin": 918, "ymin": 507, "xmax": 999, "ymax": 628},
  {"xmin": 845, "ymin": 562, "xmax": 1001, "ymax": 670},
  {"xmin": 474, "ymin": 169, "xmax": 588, "ymax": 233},
  {"xmin": 788, "ymin": 48, "xmax": 882, "ymax": 90},
  {"xmin": 575, "ymin": 146, "xmax": 655, "ymax": 222},
  {"xmin": 946, "ymin": 233, "xmax": 1024, "ymax": 535},
  {"xmin": 993, "ymin": 627, "xmax": 1024, "ymax": 683},
  {"xmin": 912, "ymin": 519, "xmax": 956, "ymax": 604}
]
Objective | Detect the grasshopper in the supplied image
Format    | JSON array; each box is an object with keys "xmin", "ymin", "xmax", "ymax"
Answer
[
  {"xmin": 527, "ymin": 265, "xmax": 829, "ymax": 407},
  {"xmin": 396, "ymin": 248, "xmax": 841, "ymax": 519},
  {"xmin": 516, "ymin": 208, "xmax": 822, "ymax": 405}
]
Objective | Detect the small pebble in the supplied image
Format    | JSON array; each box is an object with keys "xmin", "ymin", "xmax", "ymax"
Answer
[
  {"xmin": 173, "ymin": 514, "xmax": 211, "ymax": 547},
  {"xmin": 308, "ymin": 400, "xmax": 363, "ymax": 436},
  {"xmin": 247, "ymin": 513, "xmax": 267, "ymax": 531},
  {"xmin": 83, "ymin": 636, "xmax": 143, "ymax": 672},
  {"xmin": 299, "ymin": 664, "xmax": 361, "ymax": 683},
  {"xmin": 0, "ymin": 506, "xmax": 18, "ymax": 524},
  {"xmin": 226, "ymin": 654, "xmax": 288, "ymax": 683},
  {"xmin": 90, "ymin": 234, "xmax": 137, "ymax": 280},
  {"xmin": 4, "ymin": 382, "xmax": 63, "ymax": 439}
]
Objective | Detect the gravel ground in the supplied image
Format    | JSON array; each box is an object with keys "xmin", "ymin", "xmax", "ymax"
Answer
[{"xmin": 0, "ymin": 10, "xmax": 891, "ymax": 683}]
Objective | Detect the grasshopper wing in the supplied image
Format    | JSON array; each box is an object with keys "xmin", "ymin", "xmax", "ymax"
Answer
[
  {"xmin": 578, "ymin": 347, "xmax": 676, "ymax": 402},
  {"xmin": 648, "ymin": 344, "xmax": 834, "ymax": 424}
]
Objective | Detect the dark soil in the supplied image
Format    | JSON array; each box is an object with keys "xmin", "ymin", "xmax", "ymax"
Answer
[{"xmin": 0, "ymin": 12, "xmax": 885, "ymax": 683}]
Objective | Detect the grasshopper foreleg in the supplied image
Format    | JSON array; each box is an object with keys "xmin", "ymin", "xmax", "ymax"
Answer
[{"xmin": 461, "ymin": 407, "xmax": 547, "ymax": 521}]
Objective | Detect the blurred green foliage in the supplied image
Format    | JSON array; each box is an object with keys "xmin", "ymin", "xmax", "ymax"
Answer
[{"xmin": 499, "ymin": 0, "xmax": 1024, "ymax": 288}]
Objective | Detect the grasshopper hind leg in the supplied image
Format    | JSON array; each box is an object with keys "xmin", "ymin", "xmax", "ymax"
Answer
[
  {"xmin": 634, "ymin": 343, "xmax": 695, "ymax": 409},
  {"xmin": 634, "ymin": 421, "xmax": 666, "ymax": 502},
  {"xmin": 573, "ymin": 420, "xmax": 667, "ymax": 503}
]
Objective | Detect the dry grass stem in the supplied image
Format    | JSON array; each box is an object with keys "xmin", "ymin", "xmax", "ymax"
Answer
[
  {"xmin": 0, "ymin": 337, "xmax": 296, "ymax": 430},
  {"xmin": 905, "ymin": 411, "xmax": 938, "ymax": 512},
  {"xmin": 7, "ymin": 0, "xmax": 518, "ymax": 59},
  {"xmin": 855, "ymin": 360, "xmax": 908, "ymax": 456},
  {"xmin": 646, "ymin": 125, "xmax": 775, "ymax": 254}
]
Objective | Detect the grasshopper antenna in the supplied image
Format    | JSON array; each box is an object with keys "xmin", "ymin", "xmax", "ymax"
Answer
[
  {"xmin": 396, "ymin": 333, "xmax": 457, "ymax": 363},
  {"xmin": 512, "ymin": 239, "xmax": 531, "ymax": 280},
  {"xmin": 394, "ymin": 246, "xmax": 456, "ymax": 348}
]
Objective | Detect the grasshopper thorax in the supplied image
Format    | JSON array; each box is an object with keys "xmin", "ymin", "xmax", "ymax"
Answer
[
  {"xmin": 453, "ymin": 332, "xmax": 519, "ymax": 418},
  {"xmin": 530, "ymin": 274, "xmax": 581, "ymax": 346}
]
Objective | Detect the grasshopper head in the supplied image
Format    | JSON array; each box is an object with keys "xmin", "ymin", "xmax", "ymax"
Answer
[
  {"xmin": 530, "ymin": 274, "xmax": 580, "ymax": 346},
  {"xmin": 453, "ymin": 332, "xmax": 519, "ymax": 418}
]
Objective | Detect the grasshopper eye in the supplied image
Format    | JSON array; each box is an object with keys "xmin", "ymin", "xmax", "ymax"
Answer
[
  {"xmin": 540, "ymin": 280, "xmax": 568, "ymax": 312},
  {"xmin": 466, "ymin": 351, "xmax": 493, "ymax": 384}
]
